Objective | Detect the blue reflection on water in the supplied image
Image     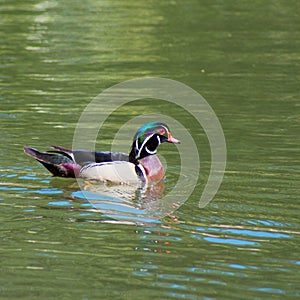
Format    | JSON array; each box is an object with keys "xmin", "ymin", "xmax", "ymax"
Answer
[
  {"xmin": 48, "ymin": 200, "xmax": 72, "ymax": 206},
  {"xmin": 229, "ymin": 263, "xmax": 257, "ymax": 270},
  {"xmin": 247, "ymin": 219, "xmax": 291, "ymax": 227},
  {"xmin": 0, "ymin": 186, "xmax": 27, "ymax": 191},
  {"xmin": 1, "ymin": 173, "xmax": 18, "ymax": 178},
  {"xmin": 23, "ymin": 209, "xmax": 35, "ymax": 212},
  {"xmin": 188, "ymin": 223, "xmax": 291, "ymax": 248},
  {"xmin": 0, "ymin": 185, "xmax": 63, "ymax": 194},
  {"xmin": 222, "ymin": 228, "xmax": 290, "ymax": 238},
  {"xmin": 72, "ymin": 190, "xmax": 124, "ymax": 203},
  {"xmin": 28, "ymin": 188, "xmax": 63, "ymax": 195},
  {"xmin": 203, "ymin": 236, "xmax": 259, "ymax": 246},
  {"xmin": 35, "ymin": 253, "xmax": 57, "ymax": 259},
  {"xmin": 80, "ymin": 203, "xmax": 93, "ymax": 208},
  {"xmin": 250, "ymin": 287, "xmax": 285, "ymax": 294},
  {"xmin": 19, "ymin": 174, "xmax": 50, "ymax": 183},
  {"xmin": 72, "ymin": 190, "xmax": 162, "ymax": 224},
  {"xmin": 197, "ymin": 227, "xmax": 290, "ymax": 239}
]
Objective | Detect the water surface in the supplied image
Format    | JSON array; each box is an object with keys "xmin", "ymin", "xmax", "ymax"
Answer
[{"xmin": 1, "ymin": 1, "xmax": 299, "ymax": 299}]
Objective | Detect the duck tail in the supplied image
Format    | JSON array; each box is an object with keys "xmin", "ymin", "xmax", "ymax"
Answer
[{"xmin": 23, "ymin": 146, "xmax": 80, "ymax": 177}]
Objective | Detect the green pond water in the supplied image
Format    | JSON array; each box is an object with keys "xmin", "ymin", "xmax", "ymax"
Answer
[{"xmin": 1, "ymin": 1, "xmax": 299, "ymax": 299}]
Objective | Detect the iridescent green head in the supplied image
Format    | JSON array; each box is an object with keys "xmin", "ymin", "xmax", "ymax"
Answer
[{"xmin": 129, "ymin": 122, "xmax": 180, "ymax": 162}]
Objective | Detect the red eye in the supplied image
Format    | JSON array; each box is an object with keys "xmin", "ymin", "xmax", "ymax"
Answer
[{"xmin": 158, "ymin": 128, "xmax": 165, "ymax": 135}]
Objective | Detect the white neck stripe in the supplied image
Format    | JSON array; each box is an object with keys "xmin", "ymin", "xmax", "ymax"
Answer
[
  {"xmin": 145, "ymin": 146, "xmax": 157, "ymax": 155},
  {"xmin": 136, "ymin": 134, "xmax": 154, "ymax": 159},
  {"xmin": 157, "ymin": 135, "xmax": 161, "ymax": 145},
  {"xmin": 135, "ymin": 138, "xmax": 140, "ymax": 152}
]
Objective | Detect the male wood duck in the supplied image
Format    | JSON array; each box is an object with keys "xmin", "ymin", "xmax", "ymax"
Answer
[{"xmin": 24, "ymin": 122, "xmax": 180, "ymax": 184}]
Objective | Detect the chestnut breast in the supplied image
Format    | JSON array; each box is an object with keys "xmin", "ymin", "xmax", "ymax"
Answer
[{"xmin": 139, "ymin": 155, "xmax": 165, "ymax": 183}]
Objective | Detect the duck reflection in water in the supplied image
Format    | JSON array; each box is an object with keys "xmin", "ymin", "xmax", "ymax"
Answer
[
  {"xmin": 79, "ymin": 179, "xmax": 166, "ymax": 220},
  {"xmin": 24, "ymin": 122, "xmax": 180, "ymax": 221}
]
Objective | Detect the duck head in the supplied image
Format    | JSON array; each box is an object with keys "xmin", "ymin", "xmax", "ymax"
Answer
[{"xmin": 129, "ymin": 122, "xmax": 180, "ymax": 163}]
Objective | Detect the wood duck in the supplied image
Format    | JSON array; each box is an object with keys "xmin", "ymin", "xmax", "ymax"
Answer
[{"xmin": 24, "ymin": 122, "xmax": 180, "ymax": 184}]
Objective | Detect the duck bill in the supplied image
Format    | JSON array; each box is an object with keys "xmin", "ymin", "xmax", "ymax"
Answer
[{"xmin": 167, "ymin": 133, "xmax": 180, "ymax": 144}]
